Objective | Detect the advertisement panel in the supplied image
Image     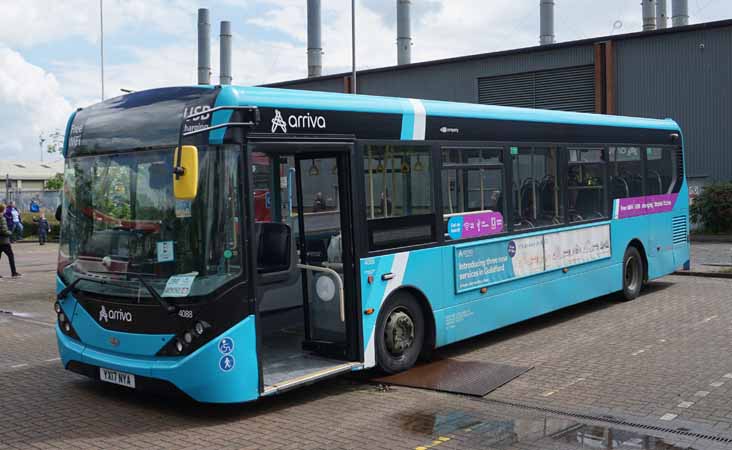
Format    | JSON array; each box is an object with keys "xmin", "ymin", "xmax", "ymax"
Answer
[
  {"xmin": 455, "ymin": 235, "xmax": 544, "ymax": 292},
  {"xmin": 454, "ymin": 224, "xmax": 612, "ymax": 293},
  {"xmin": 544, "ymin": 224, "xmax": 611, "ymax": 270},
  {"xmin": 613, "ymin": 194, "xmax": 678, "ymax": 219}
]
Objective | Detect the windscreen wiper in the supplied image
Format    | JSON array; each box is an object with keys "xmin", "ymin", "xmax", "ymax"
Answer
[
  {"xmin": 132, "ymin": 275, "xmax": 178, "ymax": 315},
  {"xmin": 59, "ymin": 270, "xmax": 177, "ymax": 315},
  {"xmin": 57, "ymin": 274, "xmax": 110, "ymax": 301}
]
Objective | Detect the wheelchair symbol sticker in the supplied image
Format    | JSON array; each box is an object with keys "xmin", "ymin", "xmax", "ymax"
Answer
[
  {"xmin": 218, "ymin": 337, "xmax": 234, "ymax": 354},
  {"xmin": 219, "ymin": 355, "xmax": 235, "ymax": 372}
]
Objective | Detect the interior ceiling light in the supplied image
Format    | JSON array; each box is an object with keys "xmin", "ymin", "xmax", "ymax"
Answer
[
  {"xmin": 309, "ymin": 160, "xmax": 320, "ymax": 177},
  {"xmin": 414, "ymin": 155, "xmax": 424, "ymax": 172},
  {"xmin": 376, "ymin": 158, "xmax": 385, "ymax": 173}
]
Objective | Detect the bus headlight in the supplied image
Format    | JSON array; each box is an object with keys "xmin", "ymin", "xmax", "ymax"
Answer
[
  {"xmin": 57, "ymin": 309, "xmax": 79, "ymax": 340},
  {"xmin": 194, "ymin": 322, "xmax": 205, "ymax": 335},
  {"xmin": 156, "ymin": 321, "xmax": 211, "ymax": 356}
]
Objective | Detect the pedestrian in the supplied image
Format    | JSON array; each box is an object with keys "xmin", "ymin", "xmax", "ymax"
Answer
[
  {"xmin": 8, "ymin": 202, "xmax": 23, "ymax": 242},
  {"xmin": 0, "ymin": 204, "xmax": 21, "ymax": 278},
  {"xmin": 2, "ymin": 202, "xmax": 12, "ymax": 232},
  {"xmin": 35, "ymin": 213, "xmax": 50, "ymax": 245}
]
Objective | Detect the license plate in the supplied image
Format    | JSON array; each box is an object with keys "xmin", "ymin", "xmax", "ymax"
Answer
[{"xmin": 99, "ymin": 368, "xmax": 136, "ymax": 389}]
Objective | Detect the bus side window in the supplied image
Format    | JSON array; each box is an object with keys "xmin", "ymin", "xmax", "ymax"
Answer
[
  {"xmin": 567, "ymin": 148, "xmax": 607, "ymax": 223},
  {"xmin": 645, "ymin": 147, "xmax": 675, "ymax": 195},
  {"xmin": 442, "ymin": 147, "xmax": 505, "ymax": 240},
  {"xmin": 609, "ymin": 146, "xmax": 642, "ymax": 199},
  {"xmin": 512, "ymin": 147, "xmax": 562, "ymax": 230},
  {"xmin": 363, "ymin": 144, "xmax": 435, "ymax": 250}
]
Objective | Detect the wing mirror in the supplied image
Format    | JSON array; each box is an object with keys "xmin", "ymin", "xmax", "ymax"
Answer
[{"xmin": 173, "ymin": 145, "xmax": 199, "ymax": 200}]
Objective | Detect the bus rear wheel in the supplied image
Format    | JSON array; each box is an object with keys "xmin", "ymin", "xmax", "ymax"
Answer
[
  {"xmin": 621, "ymin": 246, "xmax": 643, "ymax": 301},
  {"xmin": 376, "ymin": 292, "xmax": 424, "ymax": 374}
]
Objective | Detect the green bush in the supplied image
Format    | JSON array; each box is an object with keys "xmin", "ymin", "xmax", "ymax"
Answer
[{"xmin": 690, "ymin": 182, "xmax": 732, "ymax": 233}]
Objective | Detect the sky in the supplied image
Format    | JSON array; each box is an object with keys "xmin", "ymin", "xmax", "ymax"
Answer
[{"xmin": 1, "ymin": 0, "xmax": 730, "ymax": 162}]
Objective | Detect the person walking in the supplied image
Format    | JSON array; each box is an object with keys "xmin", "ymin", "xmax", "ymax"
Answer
[
  {"xmin": 36, "ymin": 213, "xmax": 50, "ymax": 245},
  {"xmin": 2, "ymin": 202, "xmax": 12, "ymax": 234},
  {"xmin": 8, "ymin": 202, "xmax": 23, "ymax": 242},
  {"xmin": 0, "ymin": 204, "xmax": 21, "ymax": 278}
]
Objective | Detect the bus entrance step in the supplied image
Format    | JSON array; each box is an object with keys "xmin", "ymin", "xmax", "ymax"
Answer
[
  {"xmin": 372, "ymin": 358, "xmax": 532, "ymax": 397},
  {"xmin": 301, "ymin": 340, "xmax": 347, "ymax": 358}
]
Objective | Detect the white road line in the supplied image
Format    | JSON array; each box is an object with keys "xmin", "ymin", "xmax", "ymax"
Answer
[
  {"xmin": 710, "ymin": 381, "xmax": 725, "ymax": 388},
  {"xmin": 10, "ymin": 364, "xmax": 28, "ymax": 369},
  {"xmin": 677, "ymin": 401, "xmax": 694, "ymax": 408},
  {"xmin": 723, "ymin": 373, "xmax": 732, "ymax": 379},
  {"xmin": 694, "ymin": 391, "xmax": 710, "ymax": 397},
  {"xmin": 44, "ymin": 357, "xmax": 61, "ymax": 362},
  {"xmin": 659, "ymin": 413, "xmax": 677, "ymax": 421}
]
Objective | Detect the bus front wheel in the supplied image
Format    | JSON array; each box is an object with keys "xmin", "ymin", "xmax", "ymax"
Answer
[
  {"xmin": 621, "ymin": 246, "xmax": 643, "ymax": 301},
  {"xmin": 376, "ymin": 292, "xmax": 425, "ymax": 374}
]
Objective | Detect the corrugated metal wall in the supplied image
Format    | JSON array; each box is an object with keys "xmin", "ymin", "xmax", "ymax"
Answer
[
  {"xmin": 270, "ymin": 46, "xmax": 594, "ymax": 103},
  {"xmin": 478, "ymin": 65, "xmax": 595, "ymax": 112},
  {"xmin": 615, "ymin": 27, "xmax": 732, "ymax": 181},
  {"xmin": 269, "ymin": 25, "xmax": 732, "ymax": 181}
]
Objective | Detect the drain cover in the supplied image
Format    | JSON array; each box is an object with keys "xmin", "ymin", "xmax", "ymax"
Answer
[{"xmin": 372, "ymin": 359, "xmax": 531, "ymax": 396}]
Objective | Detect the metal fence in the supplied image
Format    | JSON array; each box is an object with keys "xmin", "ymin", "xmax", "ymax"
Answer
[{"xmin": 2, "ymin": 190, "xmax": 61, "ymax": 214}]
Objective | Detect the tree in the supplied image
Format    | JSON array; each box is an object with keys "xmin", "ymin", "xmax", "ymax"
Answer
[
  {"xmin": 45, "ymin": 173, "xmax": 64, "ymax": 190},
  {"xmin": 41, "ymin": 130, "xmax": 64, "ymax": 155}
]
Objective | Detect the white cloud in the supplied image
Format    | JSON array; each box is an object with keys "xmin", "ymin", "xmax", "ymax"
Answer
[
  {"xmin": 0, "ymin": 47, "xmax": 73, "ymax": 161},
  {"xmin": 0, "ymin": 0, "xmax": 206, "ymax": 47}
]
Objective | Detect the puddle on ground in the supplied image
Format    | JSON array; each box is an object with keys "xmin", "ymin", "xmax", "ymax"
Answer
[{"xmin": 398, "ymin": 410, "xmax": 691, "ymax": 449}]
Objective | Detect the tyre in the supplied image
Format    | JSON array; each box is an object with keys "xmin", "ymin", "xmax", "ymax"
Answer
[
  {"xmin": 375, "ymin": 292, "xmax": 425, "ymax": 374},
  {"xmin": 621, "ymin": 246, "xmax": 643, "ymax": 301}
]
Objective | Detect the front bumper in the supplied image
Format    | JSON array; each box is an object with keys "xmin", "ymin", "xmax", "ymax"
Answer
[{"xmin": 55, "ymin": 315, "xmax": 260, "ymax": 403}]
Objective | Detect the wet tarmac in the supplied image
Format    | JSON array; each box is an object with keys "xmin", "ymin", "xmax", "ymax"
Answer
[{"xmin": 398, "ymin": 409, "xmax": 694, "ymax": 449}]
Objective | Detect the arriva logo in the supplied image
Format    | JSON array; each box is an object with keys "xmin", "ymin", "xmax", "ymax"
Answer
[
  {"xmin": 271, "ymin": 109, "xmax": 326, "ymax": 133},
  {"xmin": 99, "ymin": 305, "xmax": 133, "ymax": 323}
]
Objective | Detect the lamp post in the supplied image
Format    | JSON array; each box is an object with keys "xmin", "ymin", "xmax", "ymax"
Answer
[
  {"xmin": 100, "ymin": 0, "xmax": 105, "ymax": 101},
  {"xmin": 39, "ymin": 135, "xmax": 46, "ymax": 163},
  {"xmin": 351, "ymin": 0, "xmax": 357, "ymax": 94}
]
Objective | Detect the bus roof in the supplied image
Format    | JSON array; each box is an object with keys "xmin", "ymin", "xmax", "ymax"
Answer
[
  {"xmin": 65, "ymin": 85, "xmax": 680, "ymax": 157},
  {"xmin": 219, "ymin": 85, "xmax": 680, "ymax": 131}
]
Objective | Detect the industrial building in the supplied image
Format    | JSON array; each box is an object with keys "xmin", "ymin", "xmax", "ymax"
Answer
[
  {"xmin": 266, "ymin": 16, "xmax": 732, "ymax": 187},
  {"xmin": 1, "ymin": 160, "xmax": 63, "ymax": 192}
]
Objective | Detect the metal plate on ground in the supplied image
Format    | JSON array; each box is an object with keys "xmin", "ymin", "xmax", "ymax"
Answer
[{"xmin": 372, "ymin": 359, "xmax": 531, "ymax": 397}]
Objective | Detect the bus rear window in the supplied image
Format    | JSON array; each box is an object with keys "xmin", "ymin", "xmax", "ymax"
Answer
[
  {"xmin": 646, "ymin": 147, "xmax": 676, "ymax": 194},
  {"xmin": 609, "ymin": 146, "xmax": 643, "ymax": 199}
]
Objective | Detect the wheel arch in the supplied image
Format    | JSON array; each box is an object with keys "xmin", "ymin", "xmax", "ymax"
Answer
[
  {"xmin": 383, "ymin": 285, "xmax": 436, "ymax": 359},
  {"xmin": 627, "ymin": 238, "xmax": 649, "ymax": 282}
]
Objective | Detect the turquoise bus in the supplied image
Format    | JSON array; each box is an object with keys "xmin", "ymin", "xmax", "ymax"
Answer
[{"xmin": 55, "ymin": 85, "xmax": 689, "ymax": 403}]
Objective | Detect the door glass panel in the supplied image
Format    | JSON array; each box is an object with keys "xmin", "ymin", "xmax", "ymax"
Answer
[{"xmin": 298, "ymin": 157, "xmax": 346, "ymax": 344}]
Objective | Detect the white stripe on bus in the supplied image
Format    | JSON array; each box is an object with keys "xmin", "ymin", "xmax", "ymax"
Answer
[{"xmin": 364, "ymin": 252, "xmax": 410, "ymax": 368}]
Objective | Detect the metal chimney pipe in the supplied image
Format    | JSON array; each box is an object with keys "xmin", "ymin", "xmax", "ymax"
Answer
[
  {"xmin": 307, "ymin": 0, "xmax": 323, "ymax": 77},
  {"xmin": 539, "ymin": 0, "xmax": 555, "ymax": 45},
  {"xmin": 197, "ymin": 8, "xmax": 211, "ymax": 85},
  {"xmin": 656, "ymin": 0, "xmax": 668, "ymax": 29},
  {"xmin": 397, "ymin": 0, "xmax": 412, "ymax": 65},
  {"xmin": 642, "ymin": 0, "xmax": 656, "ymax": 31},
  {"xmin": 672, "ymin": 0, "xmax": 689, "ymax": 26},
  {"xmin": 220, "ymin": 21, "xmax": 232, "ymax": 85}
]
